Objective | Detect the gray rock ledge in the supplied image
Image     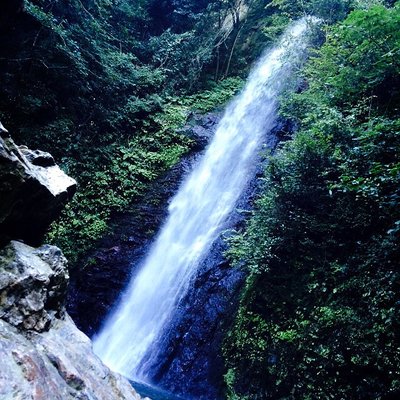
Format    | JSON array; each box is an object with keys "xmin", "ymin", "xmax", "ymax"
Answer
[{"xmin": 0, "ymin": 241, "xmax": 146, "ymax": 400}]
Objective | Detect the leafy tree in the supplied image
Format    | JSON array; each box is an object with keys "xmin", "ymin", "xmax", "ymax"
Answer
[{"xmin": 224, "ymin": 3, "xmax": 400, "ymax": 399}]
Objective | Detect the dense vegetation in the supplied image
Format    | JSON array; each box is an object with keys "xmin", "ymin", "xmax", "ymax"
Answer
[
  {"xmin": 0, "ymin": 0, "xmax": 256, "ymax": 261},
  {"xmin": 0, "ymin": 0, "xmax": 344, "ymax": 262},
  {"xmin": 224, "ymin": 2, "xmax": 400, "ymax": 399}
]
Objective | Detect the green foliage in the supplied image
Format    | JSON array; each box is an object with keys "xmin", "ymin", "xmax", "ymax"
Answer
[
  {"xmin": 47, "ymin": 77, "xmax": 242, "ymax": 262},
  {"xmin": 0, "ymin": 0, "xmax": 245, "ymax": 262},
  {"xmin": 269, "ymin": 0, "xmax": 351, "ymax": 21},
  {"xmin": 224, "ymin": 3, "xmax": 400, "ymax": 399},
  {"xmin": 47, "ymin": 139, "xmax": 190, "ymax": 260},
  {"xmin": 164, "ymin": 77, "xmax": 244, "ymax": 114},
  {"xmin": 306, "ymin": 4, "xmax": 400, "ymax": 108}
]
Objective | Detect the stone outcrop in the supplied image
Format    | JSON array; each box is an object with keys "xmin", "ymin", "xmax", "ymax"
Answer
[
  {"xmin": 0, "ymin": 125, "xmax": 146, "ymax": 400},
  {"xmin": 0, "ymin": 241, "xmax": 144, "ymax": 400},
  {"xmin": 0, "ymin": 131, "xmax": 76, "ymax": 246},
  {"xmin": 0, "ymin": 241, "xmax": 68, "ymax": 332},
  {"xmin": 0, "ymin": 316, "xmax": 143, "ymax": 400}
]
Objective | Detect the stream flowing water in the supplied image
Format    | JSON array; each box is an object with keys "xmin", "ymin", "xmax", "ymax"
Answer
[{"xmin": 93, "ymin": 18, "xmax": 316, "ymax": 384}]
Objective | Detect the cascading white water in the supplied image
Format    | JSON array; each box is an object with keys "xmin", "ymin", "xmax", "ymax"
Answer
[{"xmin": 94, "ymin": 17, "xmax": 317, "ymax": 380}]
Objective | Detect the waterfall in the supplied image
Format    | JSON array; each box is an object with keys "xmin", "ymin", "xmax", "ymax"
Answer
[{"xmin": 93, "ymin": 17, "xmax": 317, "ymax": 381}]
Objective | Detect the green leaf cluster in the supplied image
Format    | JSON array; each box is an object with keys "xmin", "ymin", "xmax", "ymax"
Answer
[
  {"xmin": 0, "ymin": 0, "xmax": 244, "ymax": 262},
  {"xmin": 224, "ymin": 3, "xmax": 400, "ymax": 399}
]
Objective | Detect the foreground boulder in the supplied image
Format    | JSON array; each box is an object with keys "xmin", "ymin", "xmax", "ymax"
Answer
[
  {"xmin": 0, "ymin": 316, "xmax": 143, "ymax": 400},
  {"xmin": 0, "ymin": 241, "xmax": 144, "ymax": 400},
  {"xmin": 0, "ymin": 131, "xmax": 76, "ymax": 246}
]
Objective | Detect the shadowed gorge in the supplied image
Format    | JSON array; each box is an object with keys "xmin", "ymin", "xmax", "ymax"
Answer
[
  {"xmin": 1, "ymin": 0, "xmax": 399, "ymax": 399},
  {"xmin": 93, "ymin": 19, "xmax": 316, "ymax": 396}
]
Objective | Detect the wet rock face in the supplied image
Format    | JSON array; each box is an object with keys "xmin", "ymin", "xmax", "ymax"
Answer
[
  {"xmin": 0, "ymin": 132, "xmax": 76, "ymax": 247},
  {"xmin": 146, "ymin": 249, "xmax": 245, "ymax": 400},
  {"xmin": 0, "ymin": 241, "xmax": 68, "ymax": 332},
  {"xmin": 179, "ymin": 112, "xmax": 220, "ymax": 150},
  {"xmin": 68, "ymin": 112, "xmax": 221, "ymax": 337}
]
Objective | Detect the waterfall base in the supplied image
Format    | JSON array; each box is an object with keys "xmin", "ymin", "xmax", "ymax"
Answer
[{"xmin": 130, "ymin": 381, "xmax": 186, "ymax": 400}]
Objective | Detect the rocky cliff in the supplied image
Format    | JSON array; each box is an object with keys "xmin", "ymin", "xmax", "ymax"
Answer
[
  {"xmin": 0, "ymin": 126, "xmax": 145, "ymax": 400},
  {"xmin": 0, "ymin": 130, "xmax": 76, "ymax": 246}
]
